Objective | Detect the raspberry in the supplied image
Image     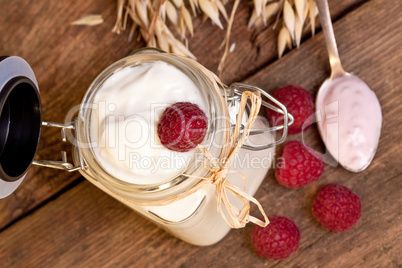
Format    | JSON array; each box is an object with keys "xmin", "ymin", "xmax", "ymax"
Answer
[
  {"xmin": 312, "ymin": 184, "xmax": 362, "ymax": 232},
  {"xmin": 276, "ymin": 140, "xmax": 324, "ymax": 188},
  {"xmin": 251, "ymin": 215, "xmax": 300, "ymax": 260},
  {"xmin": 267, "ymin": 85, "xmax": 314, "ymax": 134},
  {"xmin": 157, "ymin": 102, "xmax": 208, "ymax": 152}
]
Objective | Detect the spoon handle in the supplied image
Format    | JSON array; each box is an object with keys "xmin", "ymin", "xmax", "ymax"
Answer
[{"xmin": 316, "ymin": 0, "xmax": 346, "ymax": 78}]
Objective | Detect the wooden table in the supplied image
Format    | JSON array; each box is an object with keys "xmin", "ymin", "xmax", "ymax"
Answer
[{"xmin": 0, "ymin": 0, "xmax": 401, "ymax": 266}]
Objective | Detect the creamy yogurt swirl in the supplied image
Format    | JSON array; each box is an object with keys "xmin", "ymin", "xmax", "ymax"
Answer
[{"xmin": 89, "ymin": 61, "xmax": 207, "ymax": 184}]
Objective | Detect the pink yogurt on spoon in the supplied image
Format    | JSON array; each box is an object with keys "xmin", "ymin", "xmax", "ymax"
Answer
[{"xmin": 316, "ymin": 75, "xmax": 382, "ymax": 172}]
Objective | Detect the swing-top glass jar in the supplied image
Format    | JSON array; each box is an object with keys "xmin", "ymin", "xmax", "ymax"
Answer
[{"xmin": 0, "ymin": 49, "xmax": 293, "ymax": 246}]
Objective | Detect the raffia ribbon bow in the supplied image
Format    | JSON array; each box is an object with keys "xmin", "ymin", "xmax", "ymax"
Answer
[
  {"xmin": 195, "ymin": 90, "xmax": 269, "ymax": 228},
  {"xmin": 125, "ymin": 90, "xmax": 269, "ymax": 229}
]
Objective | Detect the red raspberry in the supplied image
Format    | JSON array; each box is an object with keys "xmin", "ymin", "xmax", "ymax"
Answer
[
  {"xmin": 312, "ymin": 184, "xmax": 362, "ymax": 232},
  {"xmin": 251, "ymin": 215, "xmax": 300, "ymax": 260},
  {"xmin": 276, "ymin": 140, "xmax": 324, "ymax": 188},
  {"xmin": 157, "ymin": 102, "xmax": 208, "ymax": 152},
  {"xmin": 267, "ymin": 85, "xmax": 314, "ymax": 134}
]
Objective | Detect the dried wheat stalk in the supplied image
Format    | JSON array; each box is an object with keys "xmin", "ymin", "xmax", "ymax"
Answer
[
  {"xmin": 248, "ymin": 0, "xmax": 318, "ymax": 57},
  {"xmin": 111, "ymin": 0, "xmax": 318, "ymax": 69},
  {"xmin": 112, "ymin": 0, "xmax": 230, "ymax": 59}
]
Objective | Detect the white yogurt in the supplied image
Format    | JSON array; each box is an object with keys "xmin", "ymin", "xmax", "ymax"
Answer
[
  {"xmin": 316, "ymin": 75, "xmax": 382, "ymax": 172},
  {"xmin": 89, "ymin": 61, "xmax": 207, "ymax": 185},
  {"xmin": 84, "ymin": 59, "xmax": 275, "ymax": 246}
]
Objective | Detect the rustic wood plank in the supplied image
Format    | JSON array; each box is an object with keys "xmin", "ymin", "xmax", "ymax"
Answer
[
  {"xmin": 1, "ymin": 173, "xmax": 397, "ymax": 268},
  {"xmin": 0, "ymin": 0, "xmax": 366, "ymax": 230},
  {"xmin": 0, "ymin": 0, "xmax": 401, "ymax": 266}
]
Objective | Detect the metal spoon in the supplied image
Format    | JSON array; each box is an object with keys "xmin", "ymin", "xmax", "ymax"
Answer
[{"xmin": 315, "ymin": 0, "xmax": 382, "ymax": 172}]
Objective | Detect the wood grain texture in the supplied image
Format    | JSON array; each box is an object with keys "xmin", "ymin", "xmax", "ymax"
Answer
[
  {"xmin": 0, "ymin": 0, "xmax": 366, "ymax": 230},
  {"xmin": 0, "ymin": 0, "xmax": 401, "ymax": 266}
]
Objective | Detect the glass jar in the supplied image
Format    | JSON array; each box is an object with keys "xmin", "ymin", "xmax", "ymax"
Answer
[{"xmin": 0, "ymin": 50, "xmax": 292, "ymax": 246}]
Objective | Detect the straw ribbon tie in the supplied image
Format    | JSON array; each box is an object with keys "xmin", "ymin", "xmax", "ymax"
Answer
[
  {"xmin": 195, "ymin": 90, "xmax": 269, "ymax": 228},
  {"xmin": 123, "ymin": 90, "xmax": 269, "ymax": 229}
]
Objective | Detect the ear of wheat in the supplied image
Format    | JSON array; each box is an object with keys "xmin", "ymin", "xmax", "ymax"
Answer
[
  {"xmin": 110, "ymin": 0, "xmax": 317, "ymax": 70},
  {"xmin": 248, "ymin": 0, "xmax": 318, "ymax": 57}
]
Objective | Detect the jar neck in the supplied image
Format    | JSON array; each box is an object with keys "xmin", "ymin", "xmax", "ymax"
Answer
[{"xmin": 75, "ymin": 52, "xmax": 231, "ymax": 201}]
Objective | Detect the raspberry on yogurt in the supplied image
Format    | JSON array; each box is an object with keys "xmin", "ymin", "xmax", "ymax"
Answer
[{"xmin": 157, "ymin": 102, "xmax": 208, "ymax": 152}]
